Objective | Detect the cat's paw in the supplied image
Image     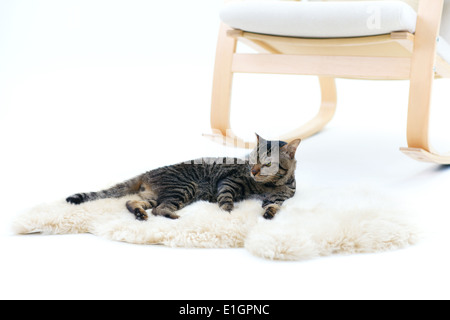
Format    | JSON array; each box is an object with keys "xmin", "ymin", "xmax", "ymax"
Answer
[
  {"xmin": 220, "ymin": 202, "xmax": 234, "ymax": 213},
  {"xmin": 263, "ymin": 207, "xmax": 278, "ymax": 220},
  {"xmin": 133, "ymin": 208, "xmax": 148, "ymax": 221},
  {"xmin": 263, "ymin": 211, "xmax": 275, "ymax": 220},
  {"xmin": 164, "ymin": 213, "xmax": 180, "ymax": 220},
  {"xmin": 66, "ymin": 194, "xmax": 86, "ymax": 205},
  {"xmin": 262, "ymin": 204, "xmax": 280, "ymax": 220},
  {"xmin": 152, "ymin": 207, "xmax": 180, "ymax": 220}
]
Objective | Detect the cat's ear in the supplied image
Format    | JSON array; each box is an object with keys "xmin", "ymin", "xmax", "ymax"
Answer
[
  {"xmin": 255, "ymin": 133, "xmax": 266, "ymax": 144},
  {"xmin": 283, "ymin": 139, "xmax": 301, "ymax": 159}
]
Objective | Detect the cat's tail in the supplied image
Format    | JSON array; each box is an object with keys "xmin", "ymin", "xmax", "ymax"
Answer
[{"xmin": 66, "ymin": 174, "xmax": 144, "ymax": 205}]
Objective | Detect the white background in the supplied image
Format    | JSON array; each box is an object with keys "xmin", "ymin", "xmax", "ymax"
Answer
[{"xmin": 1, "ymin": 0, "xmax": 450, "ymax": 300}]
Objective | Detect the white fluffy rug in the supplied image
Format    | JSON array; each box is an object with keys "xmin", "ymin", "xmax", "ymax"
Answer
[{"xmin": 13, "ymin": 185, "xmax": 419, "ymax": 261}]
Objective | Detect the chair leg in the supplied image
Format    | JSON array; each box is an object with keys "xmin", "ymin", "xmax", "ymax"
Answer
[
  {"xmin": 206, "ymin": 24, "xmax": 252, "ymax": 148},
  {"xmin": 399, "ymin": 0, "xmax": 450, "ymax": 164},
  {"xmin": 210, "ymin": 23, "xmax": 236, "ymax": 139},
  {"xmin": 400, "ymin": 76, "xmax": 450, "ymax": 164}
]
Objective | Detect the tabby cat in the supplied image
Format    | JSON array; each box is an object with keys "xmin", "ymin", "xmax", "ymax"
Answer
[{"xmin": 66, "ymin": 135, "xmax": 301, "ymax": 220}]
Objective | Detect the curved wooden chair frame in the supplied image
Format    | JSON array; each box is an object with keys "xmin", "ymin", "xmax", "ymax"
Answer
[{"xmin": 207, "ymin": 0, "xmax": 450, "ymax": 164}]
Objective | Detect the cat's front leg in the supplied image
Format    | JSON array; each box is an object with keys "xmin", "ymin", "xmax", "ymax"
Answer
[
  {"xmin": 218, "ymin": 191, "xmax": 234, "ymax": 212},
  {"xmin": 261, "ymin": 196, "xmax": 287, "ymax": 220},
  {"xmin": 217, "ymin": 180, "xmax": 238, "ymax": 213}
]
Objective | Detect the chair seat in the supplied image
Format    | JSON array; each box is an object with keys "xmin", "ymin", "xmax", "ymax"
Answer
[
  {"xmin": 220, "ymin": 1, "xmax": 417, "ymax": 38},
  {"xmin": 220, "ymin": 1, "xmax": 450, "ymax": 65}
]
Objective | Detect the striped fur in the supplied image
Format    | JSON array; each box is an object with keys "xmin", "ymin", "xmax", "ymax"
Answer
[{"xmin": 66, "ymin": 136, "xmax": 301, "ymax": 220}]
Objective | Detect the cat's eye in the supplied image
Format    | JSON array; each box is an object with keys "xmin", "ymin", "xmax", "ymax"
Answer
[{"xmin": 264, "ymin": 162, "xmax": 272, "ymax": 167}]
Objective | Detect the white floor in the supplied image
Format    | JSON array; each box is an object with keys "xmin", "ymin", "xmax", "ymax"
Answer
[{"xmin": 1, "ymin": 0, "xmax": 450, "ymax": 300}]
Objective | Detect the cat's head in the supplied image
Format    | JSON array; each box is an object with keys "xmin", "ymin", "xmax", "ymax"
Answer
[{"xmin": 249, "ymin": 134, "xmax": 301, "ymax": 184}]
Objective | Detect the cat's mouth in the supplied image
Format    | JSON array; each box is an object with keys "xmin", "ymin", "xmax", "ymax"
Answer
[
  {"xmin": 251, "ymin": 172, "xmax": 270, "ymax": 183},
  {"xmin": 250, "ymin": 165, "xmax": 278, "ymax": 183}
]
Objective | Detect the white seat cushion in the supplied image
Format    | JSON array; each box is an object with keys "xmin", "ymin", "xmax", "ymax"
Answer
[{"xmin": 220, "ymin": 1, "xmax": 417, "ymax": 38}]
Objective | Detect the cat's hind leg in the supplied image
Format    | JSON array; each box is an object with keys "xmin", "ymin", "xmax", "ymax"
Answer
[
  {"xmin": 126, "ymin": 182, "xmax": 158, "ymax": 221},
  {"xmin": 126, "ymin": 200, "xmax": 155, "ymax": 221},
  {"xmin": 152, "ymin": 203, "xmax": 180, "ymax": 220},
  {"xmin": 151, "ymin": 182, "xmax": 197, "ymax": 219},
  {"xmin": 217, "ymin": 179, "xmax": 240, "ymax": 213}
]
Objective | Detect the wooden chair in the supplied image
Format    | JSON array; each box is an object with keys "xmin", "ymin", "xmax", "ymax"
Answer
[{"xmin": 207, "ymin": 0, "xmax": 450, "ymax": 164}]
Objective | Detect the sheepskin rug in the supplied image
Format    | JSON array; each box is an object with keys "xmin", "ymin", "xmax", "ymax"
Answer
[{"xmin": 13, "ymin": 185, "xmax": 419, "ymax": 261}]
